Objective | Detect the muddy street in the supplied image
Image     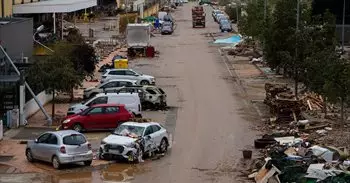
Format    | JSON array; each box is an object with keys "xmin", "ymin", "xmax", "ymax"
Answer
[
  {"xmin": 0, "ymin": 3, "xmax": 259, "ymax": 183},
  {"xmin": 129, "ymin": 4, "xmax": 259, "ymax": 183}
]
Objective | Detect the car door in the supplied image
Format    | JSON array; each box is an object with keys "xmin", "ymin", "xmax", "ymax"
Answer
[
  {"xmin": 117, "ymin": 81, "xmax": 134, "ymax": 87},
  {"xmin": 103, "ymin": 106, "xmax": 122, "ymax": 128},
  {"xmin": 31, "ymin": 133, "xmax": 51, "ymax": 161},
  {"xmin": 41, "ymin": 134, "xmax": 59, "ymax": 162},
  {"xmin": 108, "ymin": 70, "xmax": 126, "ymax": 80},
  {"xmin": 83, "ymin": 107, "xmax": 106, "ymax": 129},
  {"xmin": 151, "ymin": 125, "xmax": 163, "ymax": 146},
  {"xmin": 100, "ymin": 81, "xmax": 119, "ymax": 93},
  {"xmin": 143, "ymin": 126, "xmax": 155, "ymax": 152},
  {"xmin": 86, "ymin": 96, "xmax": 108, "ymax": 108},
  {"xmin": 124, "ymin": 70, "xmax": 139, "ymax": 80}
]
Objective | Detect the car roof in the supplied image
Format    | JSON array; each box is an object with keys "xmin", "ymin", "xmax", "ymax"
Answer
[
  {"xmin": 107, "ymin": 68, "xmax": 133, "ymax": 71},
  {"xmin": 90, "ymin": 103, "xmax": 126, "ymax": 108},
  {"xmin": 51, "ymin": 130, "xmax": 82, "ymax": 137},
  {"xmin": 104, "ymin": 79, "xmax": 138, "ymax": 83},
  {"xmin": 121, "ymin": 121, "xmax": 160, "ymax": 128},
  {"xmin": 95, "ymin": 92, "xmax": 139, "ymax": 97}
]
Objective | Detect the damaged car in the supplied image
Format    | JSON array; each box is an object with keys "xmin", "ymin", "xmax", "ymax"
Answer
[
  {"xmin": 106, "ymin": 85, "xmax": 167, "ymax": 110},
  {"xmin": 99, "ymin": 122, "xmax": 169, "ymax": 162}
]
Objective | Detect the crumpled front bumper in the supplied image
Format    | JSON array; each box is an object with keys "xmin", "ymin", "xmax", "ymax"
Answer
[{"xmin": 100, "ymin": 144, "xmax": 138, "ymax": 161}]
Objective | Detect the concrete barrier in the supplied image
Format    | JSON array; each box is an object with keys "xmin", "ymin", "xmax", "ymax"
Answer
[{"xmin": 24, "ymin": 90, "xmax": 53, "ymax": 119}]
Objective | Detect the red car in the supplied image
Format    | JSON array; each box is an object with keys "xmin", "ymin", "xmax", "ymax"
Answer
[{"xmin": 62, "ymin": 104, "xmax": 133, "ymax": 132}]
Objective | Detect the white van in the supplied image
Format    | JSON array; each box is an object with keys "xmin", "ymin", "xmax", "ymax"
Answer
[{"xmin": 67, "ymin": 93, "xmax": 142, "ymax": 117}]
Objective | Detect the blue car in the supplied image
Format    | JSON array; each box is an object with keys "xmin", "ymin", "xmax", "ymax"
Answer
[{"xmin": 219, "ymin": 19, "xmax": 233, "ymax": 32}]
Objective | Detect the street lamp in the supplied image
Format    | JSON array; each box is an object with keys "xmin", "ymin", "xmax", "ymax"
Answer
[{"xmin": 33, "ymin": 25, "xmax": 55, "ymax": 53}]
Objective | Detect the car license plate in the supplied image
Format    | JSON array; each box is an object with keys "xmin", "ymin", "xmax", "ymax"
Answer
[
  {"xmin": 73, "ymin": 155, "xmax": 85, "ymax": 161},
  {"xmin": 109, "ymin": 149, "xmax": 121, "ymax": 154}
]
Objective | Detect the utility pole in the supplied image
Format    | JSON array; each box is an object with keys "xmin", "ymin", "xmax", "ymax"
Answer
[
  {"xmin": 342, "ymin": 0, "xmax": 346, "ymax": 52},
  {"xmin": 294, "ymin": 0, "xmax": 300, "ymax": 99},
  {"xmin": 0, "ymin": 46, "xmax": 52, "ymax": 126}
]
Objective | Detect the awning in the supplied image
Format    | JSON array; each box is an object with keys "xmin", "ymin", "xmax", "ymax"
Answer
[{"xmin": 13, "ymin": 0, "xmax": 97, "ymax": 14}]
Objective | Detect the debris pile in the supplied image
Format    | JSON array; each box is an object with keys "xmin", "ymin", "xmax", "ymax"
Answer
[
  {"xmin": 264, "ymin": 83, "xmax": 302, "ymax": 122},
  {"xmin": 250, "ymin": 134, "xmax": 350, "ymax": 183},
  {"xmin": 226, "ymin": 41, "xmax": 262, "ymax": 58}
]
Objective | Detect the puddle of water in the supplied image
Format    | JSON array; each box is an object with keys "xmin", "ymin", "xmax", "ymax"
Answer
[{"xmin": 51, "ymin": 163, "xmax": 149, "ymax": 183}]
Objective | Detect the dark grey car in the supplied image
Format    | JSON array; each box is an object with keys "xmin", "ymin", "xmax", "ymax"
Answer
[{"xmin": 161, "ymin": 22, "xmax": 174, "ymax": 35}]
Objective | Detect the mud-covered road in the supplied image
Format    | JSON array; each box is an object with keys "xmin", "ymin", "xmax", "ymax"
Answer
[
  {"xmin": 0, "ymin": 3, "xmax": 260, "ymax": 183},
  {"xmin": 129, "ymin": 3, "xmax": 259, "ymax": 183}
]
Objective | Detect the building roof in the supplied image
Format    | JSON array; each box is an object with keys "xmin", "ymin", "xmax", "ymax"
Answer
[
  {"xmin": 13, "ymin": 0, "xmax": 97, "ymax": 14},
  {"xmin": 0, "ymin": 17, "xmax": 31, "ymax": 26}
]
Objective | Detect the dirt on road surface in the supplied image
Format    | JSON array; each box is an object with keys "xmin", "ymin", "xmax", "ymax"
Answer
[
  {"xmin": 0, "ymin": 3, "xmax": 260, "ymax": 183},
  {"xmin": 129, "ymin": 4, "xmax": 259, "ymax": 183}
]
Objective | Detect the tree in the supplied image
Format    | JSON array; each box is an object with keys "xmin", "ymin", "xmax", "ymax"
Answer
[
  {"xmin": 238, "ymin": 1, "xmax": 265, "ymax": 42},
  {"xmin": 27, "ymin": 45, "xmax": 84, "ymax": 118},
  {"xmin": 66, "ymin": 28, "xmax": 97, "ymax": 76},
  {"xmin": 263, "ymin": 0, "xmax": 297, "ymax": 74}
]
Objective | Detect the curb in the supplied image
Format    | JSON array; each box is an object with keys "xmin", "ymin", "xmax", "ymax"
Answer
[{"xmin": 218, "ymin": 47, "xmax": 266, "ymax": 118}]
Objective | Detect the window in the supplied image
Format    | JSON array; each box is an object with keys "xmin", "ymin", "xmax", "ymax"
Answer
[
  {"xmin": 89, "ymin": 97, "xmax": 108, "ymax": 106},
  {"xmin": 146, "ymin": 88, "xmax": 157, "ymax": 94},
  {"xmin": 46, "ymin": 134, "xmax": 58, "ymax": 145},
  {"xmin": 109, "ymin": 70, "xmax": 125, "ymax": 75},
  {"xmin": 158, "ymin": 88, "xmax": 165, "ymax": 94},
  {"xmin": 63, "ymin": 134, "xmax": 87, "ymax": 145},
  {"xmin": 144, "ymin": 126, "xmax": 154, "ymax": 136},
  {"xmin": 37, "ymin": 133, "xmax": 51, "ymax": 143},
  {"xmin": 151, "ymin": 125, "xmax": 161, "ymax": 132},
  {"xmin": 118, "ymin": 81, "xmax": 133, "ymax": 87},
  {"xmin": 125, "ymin": 70, "xmax": 137, "ymax": 76},
  {"xmin": 105, "ymin": 106, "xmax": 119, "ymax": 113},
  {"xmin": 101, "ymin": 82, "xmax": 118, "ymax": 89},
  {"xmin": 87, "ymin": 107, "xmax": 103, "ymax": 114}
]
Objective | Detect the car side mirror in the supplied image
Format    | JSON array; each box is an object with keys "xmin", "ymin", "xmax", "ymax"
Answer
[
  {"xmin": 34, "ymin": 139, "xmax": 38, "ymax": 143},
  {"xmin": 145, "ymin": 135, "xmax": 151, "ymax": 140}
]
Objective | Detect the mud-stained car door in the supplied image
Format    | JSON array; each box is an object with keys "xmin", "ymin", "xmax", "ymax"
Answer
[{"xmin": 143, "ymin": 87, "xmax": 167, "ymax": 109}]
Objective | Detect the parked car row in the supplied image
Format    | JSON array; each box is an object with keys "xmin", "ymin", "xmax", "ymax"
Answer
[
  {"xmin": 212, "ymin": 9, "xmax": 233, "ymax": 32},
  {"xmin": 26, "ymin": 119, "xmax": 170, "ymax": 168},
  {"xmin": 63, "ymin": 67, "xmax": 167, "ymax": 133}
]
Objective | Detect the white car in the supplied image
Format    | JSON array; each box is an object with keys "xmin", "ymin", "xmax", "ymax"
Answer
[
  {"xmin": 67, "ymin": 93, "xmax": 142, "ymax": 117},
  {"xmin": 83, "ymin": 79, "xmax": 137, "ymax": 99},
  {"xmin": 101, "ymin": 69, "xmax": 155, "ymax": 85},
  {"xmin": 99, "ymin": 122, "xmax": 169, "ymax": 162}
]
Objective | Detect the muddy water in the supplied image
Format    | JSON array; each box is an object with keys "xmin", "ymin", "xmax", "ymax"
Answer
[{"xmin": 51, "ymin": 164, "xmax": 149, "ymax": 183}]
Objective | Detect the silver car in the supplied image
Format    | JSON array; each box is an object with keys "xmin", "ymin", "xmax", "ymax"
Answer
[{"xmin": 25, "ymin": 130, "xmax": 93, "ymax": 169}]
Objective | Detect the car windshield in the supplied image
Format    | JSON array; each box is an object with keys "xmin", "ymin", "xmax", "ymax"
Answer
[
  {"xmin": 113, "ymin": 125, "xmax": 145, "ymax": 138},
  {"xmin": 220, "ymin": 20, "xmax": 229, "ymax": 24},
  {"xmin": 63, "ymin": 134, "xmax": 86, "ymax": 145}
]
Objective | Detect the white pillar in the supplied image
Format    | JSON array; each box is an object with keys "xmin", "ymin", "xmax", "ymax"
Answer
[
  {"xmin": 140, "ymin": 4, "xmax": 144, "ymax": 19},
  {"xmin": 53, "ymin": 12, "xmax": 56, "ymax": 34},
  {"xmin": 19, "ymin": 85, "xmax": 25, "ymax": 126}
]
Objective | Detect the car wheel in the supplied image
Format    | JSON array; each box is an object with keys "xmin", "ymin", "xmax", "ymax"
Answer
[
  {"xmin": 73, "ymin": 123, "xmax": 83, "ymax": 132},
  {"xmin": 52, "ymin": 156, "xmax": 61, "ymax": 169},
  {"xmin": 26, "ymin": 149, "xmax": 34, "ymax": 162},
  {"xmin": 84, "ymin": 160, "xmax": 92, "ymax": 166},
  {"xmin": 140, "ymin": 80, "xmax": 150, "ymax": 85},
  {"xmin": 159, "ymin": 138, "xmax": 169, "ymax": 153}
]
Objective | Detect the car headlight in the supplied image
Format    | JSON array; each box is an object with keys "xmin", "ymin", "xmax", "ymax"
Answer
[
  {"xmin": 151, "ymin": 78, "xmax": 155, "ymax": 82},
  {"xmin": 101, "ymin": 140, "xmax": 106, "ymax": 145},
  {"xmin": 62, "ymin": 119, "xmax": 71, "ymax": 124},
  {"xmin": 125, "ymin": 143, "xmax": 136, "ymax": 148}
]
